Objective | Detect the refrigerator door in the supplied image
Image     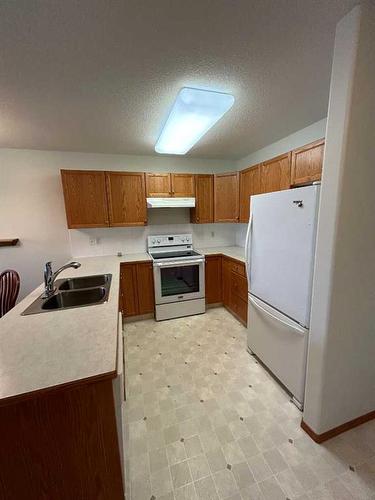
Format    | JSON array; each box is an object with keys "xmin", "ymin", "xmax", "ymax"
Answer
[
  {"xmin": 248, "ymin": 184, "xmax": 319, "ymax": 327},
  {"xmin": 248, "ymin": 294, "xmax": 309, "ymax": 407}
]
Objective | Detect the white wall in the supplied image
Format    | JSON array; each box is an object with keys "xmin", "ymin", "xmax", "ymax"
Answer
[
  {"xmin": 0, "ymin": 148, "xmax": 235, "ymax": 299},
  {"xmin": 237, "ymin": 118, "xmax": 327, "ymax": 170},
  {"xmin": 304, "ymin": 2, "xmax": 375, "ymax": 434},
  {"xmin": 0, "ymin": 149, "xmax": 71, "ymax": 299},
  {"xmin": 69, "ymin": 222, "xmax": 237, "ymax": 257}
]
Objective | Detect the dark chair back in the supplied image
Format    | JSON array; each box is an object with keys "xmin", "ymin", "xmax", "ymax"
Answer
[{"xmin": 0, "ymin": 270, "xmax": 20, "ymax": 318}]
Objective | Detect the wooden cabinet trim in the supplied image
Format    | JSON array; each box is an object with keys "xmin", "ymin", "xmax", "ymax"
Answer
[{"xmin": 261, "ymin": 151, "xmax": 291, "ymax": 167}]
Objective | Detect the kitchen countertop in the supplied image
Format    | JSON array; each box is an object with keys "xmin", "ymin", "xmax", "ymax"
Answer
[
  {"xmin": 0, "ymin": 252, "xmax": 151, "ymax": 405},
  {"xmin": 197, "ymin": 246, "xmax": 246, "ymax": 263}
]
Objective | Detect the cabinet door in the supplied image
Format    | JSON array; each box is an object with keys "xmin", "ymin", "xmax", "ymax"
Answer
[
  {"xmin": 145, "ymin": 173, "xmax": 172, "ymax": 197},
  {"xmin": 291, "ymin": 139, "xmax": 325, "ymax": 186},
  {"xmin": 239, "ymin": 165, "xmax": 261, "ymax": 222},
  {"xmin": 231, "ymin": 271, "xmax": 248, "ymax": 303},
  {"xmin": 260, "ymin": 153, "xmax": 291, "ymax": 194},
  {"xmin": 120, "ymin": 264, "xmax": 138, "ymax": 317},
  {"xmin": 205, "ymin": 256, "xmax": 222, "ymax": 304},
  {"xmin": 171, "ymin": 173, "xmax": 195, "ymax": 197},
  {"xmin": 222, "ymin": 257, "xmax": 232, "ymax": 307},
  {"xmin": 106, "ymin": 172, "xmax": 147, "ymax": 227},
  {"xmin": 61, "ymin": 170, "xmax": 109, "ymax": 228},
  {"xmin": 191, "ymin": 175, "xmax": 214, "ymax": 223},
  {"xmin": 214, "ymin": 172, "xmax": 239, "ymax": 222},
  {"xmin": 136, "ymin": 263, "xmax": 155, "ymax": 314}
]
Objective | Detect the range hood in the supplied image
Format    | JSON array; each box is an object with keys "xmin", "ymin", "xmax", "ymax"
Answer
[{"xmin": 147, "ymin": 197, "xmax": 195, "ymax": 208}]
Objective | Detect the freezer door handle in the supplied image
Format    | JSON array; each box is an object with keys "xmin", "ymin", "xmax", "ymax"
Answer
[{"xmin": 249, "ymin": 296, "xmax": 307, "ymax": 335}]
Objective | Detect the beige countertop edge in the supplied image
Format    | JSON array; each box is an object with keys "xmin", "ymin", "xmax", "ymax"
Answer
[
  {"xmin": 197, "ymin": 246, "xmax": 246, "ymax": 263},
  {"xmin": 0, "ymin": 253, "xmax": 150, "ymax": 403}
]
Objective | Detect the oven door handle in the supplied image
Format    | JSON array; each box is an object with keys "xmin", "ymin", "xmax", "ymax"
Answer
[{"xmin": 154, "ymin": 259, "xmax": 205, "ymax": 268}]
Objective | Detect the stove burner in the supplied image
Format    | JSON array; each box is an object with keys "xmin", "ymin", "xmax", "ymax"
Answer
[{"xmin": 151, "ymin": 250, "xmax": 201, "ymax": 260}]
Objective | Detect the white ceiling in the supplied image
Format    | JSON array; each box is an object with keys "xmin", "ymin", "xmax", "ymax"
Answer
[{"xmin": 0, "ymin": 0, "xmax": 357, "ymax": 160}]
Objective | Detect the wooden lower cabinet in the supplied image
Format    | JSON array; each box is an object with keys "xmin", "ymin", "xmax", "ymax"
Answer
[
  {"xmin": 120, "ymin": 262, "xmax": 154, "ymax": 317},
  {"xmin": 120, "ymin": 264, "xmax": 138, "ymax": 316},
  {"xmin": 205, "ymin": 255, "xmax": 222, "ymax": 304},
  {"xmin": 136, "ymin": 262, "xmax": 155, "ymax": 314},
  {"xmin": 222, "ymin": 257, "xmax": 248, "ymax": 325},
  {"xmin": 0, "ymin": 378, "xmax": 124, "ymax": 500},
  {"xmin": 206, "ymin": 255, "xmax": 248, "ymax": 325}
]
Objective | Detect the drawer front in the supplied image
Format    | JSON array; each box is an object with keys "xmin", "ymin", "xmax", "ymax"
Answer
[
  {"xmin": 231, "ymin": 272, "xmax": 248, "ymax": 302},
  {"xmin": 231, "ymin": 260, "xmax": 246, "ymax": 277}
]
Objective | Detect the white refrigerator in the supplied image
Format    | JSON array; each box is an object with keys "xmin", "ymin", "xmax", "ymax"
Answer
[{"xmin": 245, "ymin": 184, "xmax": 320, "ymax": 410}]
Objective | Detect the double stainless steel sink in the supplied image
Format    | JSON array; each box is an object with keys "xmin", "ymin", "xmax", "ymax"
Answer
[{"xmin": 22, "ymin": 274, "xmax": 112, "ymax": 315}]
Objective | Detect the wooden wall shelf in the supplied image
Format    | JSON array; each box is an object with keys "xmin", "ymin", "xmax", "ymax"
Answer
[{"xmin": 0, "ymin": 239, "xmax": 19, "ymax": 247}]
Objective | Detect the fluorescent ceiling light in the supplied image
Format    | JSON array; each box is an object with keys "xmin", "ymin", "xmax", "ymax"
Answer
[{"xmin": 155, "ymin": 87, "xmax": 234, "ymax": 155}]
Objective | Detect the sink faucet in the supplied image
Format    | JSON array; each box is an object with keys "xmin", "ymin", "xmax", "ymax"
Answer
[{"xmin": 43, "ymin": 261, "xmax": 81, "ymax": 298}]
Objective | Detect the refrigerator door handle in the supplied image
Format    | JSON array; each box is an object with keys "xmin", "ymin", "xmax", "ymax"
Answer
[
  {"xmin": 245, "ymin": 210, "xmax": 253, "ymax": 285},
  {"xmin": 249, "ymin": 296, "xmax": 306, "ymax": 336}
]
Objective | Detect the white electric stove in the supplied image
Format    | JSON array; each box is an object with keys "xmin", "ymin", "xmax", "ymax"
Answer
[{"xmin": 147, "ymin": 234, "xmax": 206, "ymax": 321}]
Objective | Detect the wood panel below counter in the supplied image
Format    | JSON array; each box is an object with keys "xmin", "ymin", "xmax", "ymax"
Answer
[{"xmin": 205, "ymin": 254, "xmax": 248, "ymax": 325}]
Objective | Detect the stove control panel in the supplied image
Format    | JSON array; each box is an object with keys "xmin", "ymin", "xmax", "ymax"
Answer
[{"xmin": 148, "ymin": 234, "xmax": 193, "ymax": 248}]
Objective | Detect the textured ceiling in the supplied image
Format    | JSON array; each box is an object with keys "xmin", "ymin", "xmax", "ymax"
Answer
[{"xmin": 0, "ymin": 0, "xmax": 357, "ymax": 160}]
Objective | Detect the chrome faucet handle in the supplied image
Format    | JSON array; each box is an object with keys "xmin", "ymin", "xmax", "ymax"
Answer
[{"xmin": 44, "ymin": 261, "xmax": 53, "ymax": 287}]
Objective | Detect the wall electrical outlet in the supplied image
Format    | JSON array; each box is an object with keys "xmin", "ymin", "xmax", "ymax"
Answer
[
  {"xmin": 89, "ymin": 237, "xmax": 98, "ymax": 246},
  {"xmin": 211, "ymin": 231, "xmax": 215, "ymax": 238}
]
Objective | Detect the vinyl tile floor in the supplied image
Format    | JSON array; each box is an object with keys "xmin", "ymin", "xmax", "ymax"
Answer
[{"xmin": 123, "ymin": 307, "xmax": 375, "ymax": 500}]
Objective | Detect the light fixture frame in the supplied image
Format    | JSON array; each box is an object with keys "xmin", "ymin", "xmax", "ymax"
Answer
[{"xmin": 155, "ymin": 87, "xmax": 235, "ymax": 155}]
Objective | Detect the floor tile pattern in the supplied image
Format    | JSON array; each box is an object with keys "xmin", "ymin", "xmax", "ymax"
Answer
[{"xmin": 123, "ymin": 308, "xmax": 375, "ymax": 500}]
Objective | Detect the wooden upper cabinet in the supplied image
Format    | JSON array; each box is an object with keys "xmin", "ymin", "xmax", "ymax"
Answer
[
  {"xmin": 191, "ymin": 174, "xmax": 214, "ymax": 223},
  {"xmin": 145, "ymin": 173, "xmax": 171, "ymax": 197},
  {"xmin": 106, "ymin": 172, "xmax": 147, "ymax": 227},
  {"xmin": 239, "ymin": 165, "xmax": 261, "ymax": 223},
  {"xmin": 171, "ymin": 173, "xmax": 195, "ymax": 197},
  {"xmin": 291, "ymin": 138, "xmax": 325, "ymax": 186},
  {"xmin": 260, "ymin": 153, "xmax": 291, "ymax": 194},
  {"xmin": 61, "ymin": 170, "xmax": 109, "ymax": 229},
  {"xmin": 146, "ymin": 173, "xmax": 195, "ymax": 197},
  {"xmin": 214, "ymin": 172, "xmax": 239, "ymax": 223}
]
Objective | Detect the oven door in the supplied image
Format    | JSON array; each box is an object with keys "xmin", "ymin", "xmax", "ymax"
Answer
[{"xmin": 153, "ymin": 259, "xmax": 205, "ymax": 305}]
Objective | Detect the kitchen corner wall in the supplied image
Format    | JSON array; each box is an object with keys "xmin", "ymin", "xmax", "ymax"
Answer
[
  {"xmin": 0, "ymin": 148, "xmax": 234, "ymax": 299},
  {"xmin": 304, "ymin": 2, "xmax": 375, "ymax": 434},
  {"xmin": 236, "ymin": 118, "xmax": 327, "ymax": 170}
]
